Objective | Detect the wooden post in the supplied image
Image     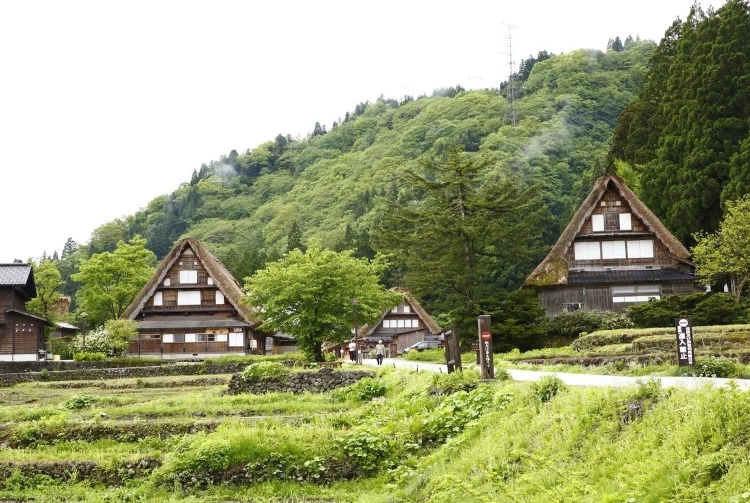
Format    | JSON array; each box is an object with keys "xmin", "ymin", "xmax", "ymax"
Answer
[
  {"xmin": 443, "ymin": 325, "xmax": 462, "ymax": 373},
  {"xmin": 477, "ymin": 315, "xmax": 494, "ymax": 379}
]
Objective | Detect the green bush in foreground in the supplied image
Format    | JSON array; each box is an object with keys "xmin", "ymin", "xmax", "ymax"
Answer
[
  {"xmin": 241, "ymin": 361, "xmax": 292, "ymax": 381},
  {"xmin": 72, "ymin": 352, "xmax": 106, "ymax": 361},
  {"xmin": 430, "ymin": 369, "xmax": 481, "ymax": 394}
]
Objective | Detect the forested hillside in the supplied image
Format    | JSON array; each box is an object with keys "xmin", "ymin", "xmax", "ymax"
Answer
[
  {"xmin": 609, "ymin": 0, "xmax": 750, "ymax": 244},
  {"xmin": 78, "ymin": 42, "xmax": 652, "ymax": 267}
]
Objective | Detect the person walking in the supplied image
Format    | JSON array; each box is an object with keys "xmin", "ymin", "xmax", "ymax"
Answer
[
  {"xmin": 348, "ymin": 340, "xmax": 357, "ymax": 363},
  {"xmin": 375, "ymin": 340, "xmax": 385, "ymax": 366}
]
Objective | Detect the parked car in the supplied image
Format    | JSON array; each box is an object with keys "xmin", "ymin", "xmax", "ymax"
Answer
[{"xmin": 403, "ymin": 340, "xmax": 442, "ymax": 353}]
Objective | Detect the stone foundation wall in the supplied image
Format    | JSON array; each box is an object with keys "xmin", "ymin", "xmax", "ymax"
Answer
[{"xmin": 227, "ymin": 368, "xmax": 375, "ymax": 395}]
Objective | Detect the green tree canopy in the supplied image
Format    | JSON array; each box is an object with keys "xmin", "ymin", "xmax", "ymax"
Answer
[
  {"xmin": 372, "ymin": 146, "xmax": 547, "ymax": 344},
  {"xmin": 25, "ymin": 259, "xmax": 64, "ymax": 327},
  {"xmin": 72, "ymin": 236, "xmax": 156, "ymax": 326},
  {"xmin": 692, "ymin": 195, "xmax": 750, "ymax": 300},
  {"xmin": 243, "ymin": 241, "xmax": 402, "ymax": 361},
  {"xmin": 609, "ymin": 0, "xmax": 750, "ymax": 243}
]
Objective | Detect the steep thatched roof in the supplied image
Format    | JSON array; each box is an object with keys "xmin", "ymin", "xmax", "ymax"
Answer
[
  {"xmin": 523, "ymin": 174, "xmax": 692, "ymax": 288},
  {"xmin": 357, "ymin": 287, "xmax": 441, "ymax": 338},
  {"xmin": 121, "ymin": 238, "xmax": 261, "ymax": 326}
]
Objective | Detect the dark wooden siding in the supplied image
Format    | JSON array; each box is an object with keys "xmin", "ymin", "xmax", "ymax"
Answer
[
  {"xmin": 539, "ymin": 283, "xmax": 702, "ymax": 316},
  {"xmin": 0, "ymin": 312, "xmax": 43, "ymax": 356}
]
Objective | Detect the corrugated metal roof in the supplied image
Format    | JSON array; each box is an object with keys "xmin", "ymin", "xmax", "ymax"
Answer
[
  {"xmin": 137, "ymin": 320, "xmax": 252, "ymax": 330},
  {"xmin": 568, "ymin": 268, "xmax": 697, "ymax": 284},
  {"xmin": 0, "ymin": 264, "xmax": 32, "ymax": 286}
]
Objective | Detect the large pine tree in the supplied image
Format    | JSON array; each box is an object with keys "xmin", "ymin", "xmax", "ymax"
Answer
[{"xmin": 371, "ymin": 147, "xmax": 547, "ymax": 342}]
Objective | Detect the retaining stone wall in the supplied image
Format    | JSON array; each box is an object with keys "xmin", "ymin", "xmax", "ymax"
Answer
[
  {"xmin": 227, "ymin": 367, "xmax": 375, "ymax": 395},
  {"xmin": 0, "ymin": 360, "xmax": 166, "ymax": 374},
  {"xmin": 0, "ymin": 363, "xmax": 248, "ymax": 387}
]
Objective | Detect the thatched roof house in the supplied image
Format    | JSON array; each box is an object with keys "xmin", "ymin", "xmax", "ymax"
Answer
[
  {"xmin": 121, "ymin": 238, "xmax": 267, "ymax": 358},
  {"xmin": 356, "ymin": 287, "xmax": 441, "ymax": 354},
  {"xmin": 523, "ymin": 174, "xmax": 701, "ymax": 315}
]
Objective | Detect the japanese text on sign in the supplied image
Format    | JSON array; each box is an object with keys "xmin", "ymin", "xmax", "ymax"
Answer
[{"xmin": 674, "ymin": 317, "xmax": 695, "ymax": 367}]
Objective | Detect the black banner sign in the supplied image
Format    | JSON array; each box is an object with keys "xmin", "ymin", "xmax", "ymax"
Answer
[{"xmin": 674, "ymin": 317, "xmax": 695, "ymax": 367}]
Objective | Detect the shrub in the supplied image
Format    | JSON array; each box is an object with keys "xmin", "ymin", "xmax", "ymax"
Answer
[
  {"xmin": 420, "ymin": 386, "xmax": 511, "ymax": 445},
  {"xmin": 691, "ymin": 294, "xmax": 749, "ymax": 326},
  {"xmin": 530, "ymin": 375, "xmax": 565, "ymax": 403},
  {"xmin": 344, "ymin": 377, "xmax": 388, "ymax": 402},
  {"xmin": 50, "ymin": 338, "xmax": 73, "ymax": 360},
  {"xmin": 61, "ymin": 395, "xmax": 97, "ymax": 410},
  {"xmin": 73, "ymin": 352, "xmax": 106, "ymax": 361},
  {"xmin": 241, "ymin": 361, "xmax": 292, "ymax": 381},
  {"xmin": 627, "ymin": 293, "xmax": 748, "ymax": 328},
  {"xmin": 430, "ymin": 369, "xmax": 480, "ymax": 395},
  {"xmin": 403, "ymin": 348, "xmax": 445, "ymax": 362},
  {"xmin": 336, "ymin": 430, "xmax": 392, "ymax": 474},
  {"xmin": 689, "ymin": 356, "xmax": 740, "ymax": 378},
  {"xmin": 546, "ymin": 311, "xmax": 606, "ymax": 339},
  {"xmin": 598, "ymin": 312, "xmax": 635, "ymax": 330}
]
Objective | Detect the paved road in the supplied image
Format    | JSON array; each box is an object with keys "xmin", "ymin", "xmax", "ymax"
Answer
[{"xmin": 359, "ymin": 357, "xmax": 750, "ymax": 391}]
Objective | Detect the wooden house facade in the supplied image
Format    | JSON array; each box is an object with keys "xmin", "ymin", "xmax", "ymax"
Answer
[
  {"xmin": 121, "ymin": 238, "xmax": 264, "ymax": 358},
  {"xmin": 523, "ymin": 175, "xmax": 702, "ymax": 316},
  {"xmin": 0, "ymin": 264, "xmax": 48, "ymax": 361},
  {"xmin": 356, "ymin": 288, "xmax": 441, "ymax": 355}
]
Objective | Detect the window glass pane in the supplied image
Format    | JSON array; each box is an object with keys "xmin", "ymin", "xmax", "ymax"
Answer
[
  {"xmin": 403, "ymin": 305, "xmax": 411, "ymax": 313},
  {"xmin": 185, "ymin": 333, "xmax": 196, "ymax": 343},
  {"xmin": 575, "ymin": 242, "xmax": 600, "ymax": 260},
  {"xmin": 603, "ymin": 241, "xmax": 626, "ymax": 259},
  {"xmin": 613, "ymin": 241, "xmax": 626, "ymax": 258},
  {"xmin": 163, "ymin": 333, "xmax": 174, "ymax": 343},
  {"xmin": 612, "ymin": 286, "xmax": 637, "ymax": 295},
  {"xmin": 179, "ymin": 270, "xmax": 198, "ymax": 284},
  {"xmin": 215, "ymin": 333, "xmax": 228, "ymax": 342},
  {"xmin": 592, "ymin": 214, "xmax": 604, "ymax": 232},
  {"xmin": 627, "ymin": 240, "xmax": 641, "ymax": 258},
  {"xmin": 216, "ymin": 291, "xmax": 224, "ymax": 304},
  {"xmin": 397, "ymin": 319, "xmax": 405, "ymax": 328},
  {"xmin": 229, "ymin": 333, "xmax": 243, "ymax": 347},
  {"xmin": 153, "ymin": 292, "xmax": 163, "ymax": 306},
  {"xmin": 619, "ymin": 213, "xmax": 632, "ymax": 231},
  {"xmin": 639, "ymin": 239, "xmax": 654, "ymax": 258},
  {"xmin": 638, "ymin": 285, "xmax": 660, "ymax": 293},
  {"xmin": 177, "ymin": 291, "xmax": 201, "ymax": 305}
]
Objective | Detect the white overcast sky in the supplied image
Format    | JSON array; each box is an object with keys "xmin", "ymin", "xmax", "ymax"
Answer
[{"xmin": 0, "ymin": 0, "xmax": 724, "ymax": 262}]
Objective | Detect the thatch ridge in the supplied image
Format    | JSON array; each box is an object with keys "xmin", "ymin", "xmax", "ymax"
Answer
[
  {"xmin": 523, "ymin": 174, "xmax": 692, "ymax": 287},
  {"xmin": 121, "ymin": 238, "xmax": 260, "ymax": 326}
]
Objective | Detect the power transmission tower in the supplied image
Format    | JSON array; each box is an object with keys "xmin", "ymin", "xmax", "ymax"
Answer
[{"xmin": 501, "ymin": 23, "xmax": 517, "ymax": 126}]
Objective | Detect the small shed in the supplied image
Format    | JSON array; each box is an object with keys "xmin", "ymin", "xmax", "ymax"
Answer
[{"xmin": 0, "ymin": 264, "xmax": 50, "ymax": 361}]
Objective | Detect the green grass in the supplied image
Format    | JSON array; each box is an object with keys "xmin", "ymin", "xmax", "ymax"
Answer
[{"xmin": 3, "ymin": 364, "xmax": 750, "ymax": 502}]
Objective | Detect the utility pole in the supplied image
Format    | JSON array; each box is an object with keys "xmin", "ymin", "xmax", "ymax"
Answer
[{"xmin": 501, "ymin": 23, "xmax": 517, "ymax": 126}]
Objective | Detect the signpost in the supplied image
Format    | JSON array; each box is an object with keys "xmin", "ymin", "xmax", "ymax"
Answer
[
  {"xmin": 674, "ymin": 317, "xmax": 695, "ymax": 367},
  {"xmin": 477, "ymin": 315, "xmax": 494, "ymax": 379}
]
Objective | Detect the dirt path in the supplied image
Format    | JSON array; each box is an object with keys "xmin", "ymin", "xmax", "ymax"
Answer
[{"xmin": 359, "ymin": 357, "xmax": 750, "ymax": 390}]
